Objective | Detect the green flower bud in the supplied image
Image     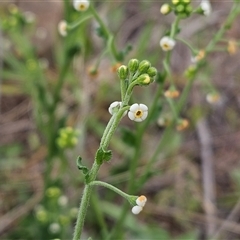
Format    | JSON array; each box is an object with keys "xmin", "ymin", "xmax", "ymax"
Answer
[
  {"xmin": 117, "ymin": 65, "xmax": 128, "ymax": 79},
  {"xmin": 185, "ymin": 5, "xmax": 192, "ymax": 14},
  {"xmin": 176, "ymin": 4, "xmax": 184, "ymax": 13},
  {"xmin": 138, "ymin": 60, "xmax": 151, "ymax": 74},
  {"xmin": 136, "ymin": 74, "xmax": 151, "ymax": 85},
  {"xmin": 46, "ymin": 187, "xmax": 61, "ymax": 198},
  {"xmin": 128, "ymin": 59, "xmax": 139, "ymax": 73},
  {"xmin": 147, "ymin": 67, "xmax": 157, "ymax": 77},
  {"xmin": 184, "ymin": 64, "xmax": 197, "ymax": 78},
  {"xmin": 172, "ymin": 0, "xmax": 179, "ymax": 5}
]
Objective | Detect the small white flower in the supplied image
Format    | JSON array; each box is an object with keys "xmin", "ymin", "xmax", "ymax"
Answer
[
  {"xmin": 128, "ymin": 103, "xmax": 148, "ymax": 122},
  {"xmin": 200, "ymin": 0, "xmax": 211, "ymax": 16},
  {"xmin": 58, "ymin": 195, "xmax": 68, "ymax": 207},
  {"xmin": 206, "ymin": 92, "xmax": 222, "ymax": 105},
  {"xmin": 108, "ymin": 101, "xmax": 121, "ymax": 115},
  {"xmin": 58, "ymin": 20, "xmax": 68, "ymax": 37},
  {"xmin": 23, "ymin": 11, "xmax": 35, "ymax": 23},
  {"xmin": 160, "ymin": 36, "xmax": 176, "ymax": 51},
  {"xmin": 73, "ymin": 0, "xmax": 90, "ymax": 12},
  {"xmin": 49, "ymin": 223, "xmax": 61, "ymax": 234},
  {"xmin": 136, "ymin": 195, "xmax": 147, "ymax": 207},
  {"xmin": 132, "ymin": 205, "xmax": 143, "ymax": 215},
  {"xmin": 108, "ymin": 101, "xmax": 127, "ymax": 116}
]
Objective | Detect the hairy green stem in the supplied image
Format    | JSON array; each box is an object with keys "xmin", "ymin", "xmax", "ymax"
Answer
[{"xmin": 89, "ymin": 181, "xmax": 133, "ymax": 201}]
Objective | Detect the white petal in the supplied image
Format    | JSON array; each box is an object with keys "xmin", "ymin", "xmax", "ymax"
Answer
[
  {"xmin": 139, "ymin": 103, "xmax": 148, "ymax": 112},
  {"xmin": 129, "ymin": 103, "xmax": 139, "ymax": 112},
  {"xmin": 134, "ymin": 117, "xmax": 143, "ymax": 122},
  {"xmin": 140, "ymin": 111, "xmax": 148, "ymax": 121},
  {"xmin": 136, "ymin": 196, "xmax": 147, "ymax": 207},
  {"xmin": 128, "ymin": 111, "xmax": 135, "ymax": 120},
  {"xmin": 131, "ymin": 206, "xmax": 143, "ymax": 215}
]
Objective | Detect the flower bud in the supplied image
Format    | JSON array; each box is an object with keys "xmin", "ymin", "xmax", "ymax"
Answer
[
  {"xmin": 136, "ymin": 74, "xmax": 151, "ymax": 85},
  {"xmin": 176, "ymin": 119, "xmax": 189, "ymax": 131},
  {"xmin": 160, "ymin": 4, "xmax": 172, "ymax": 15},
  {"xmin": 138, "ymin": 60, "xmax": 151, "ymax": 74},
  {"xmin": 128, "ymin": 58, "xmax": 139, "ymax": 73},
  {"xmin": 172, "ymin": 0, "xmax": 179, "ymax": 4},
  {"xmin": 147, "ymin": 67, "xmax": 157, "ymax": 77},
  {"xmin": 117, "ymin": 65, "xmax": 128, "ymax": 79}
]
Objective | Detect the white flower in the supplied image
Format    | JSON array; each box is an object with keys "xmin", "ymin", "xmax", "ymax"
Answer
[
  {"xmin": 108, "ymin": 101, "xmax": 127, "ymax": 116},
  {"xmin": 73, "ymin": 0, "xmax": 90, "ymax": 11},
  {"xmin": 206, "ymin": 92, "xmax": 221, "ymax": 105},
  {"xmin": 108, "ymin": 101, "xmax": 121, "ymax": 115},
  {"xmin": 23, "ymin": 11, "xmax": 35, "ymax": 23},
  {"xmin": 160, "ymin": 36, "xmax": 176, "ymax": 51},
  {"xmin": 200, "ymin": 0, "xmax": 211, "ymax": 16},
  {"xmin": 128, "ymin": 103, "xmax": 148, "ymax": 122},
  {"xmin": 132, "ymin": 205, "xmax": 143, "ymax": 215},
  {"xmin": 136, "ymin": 195, "xmax": 147, "ymax": 207},
  {"xmin": 58, "ymin": 195, "xmax": 68, "ymax": 207},
  {"xmin": 49, "ymin": 223, "xmax": 61, "ymax": 234},
  {"xmin": 58, "ymin": 20, "xmax": 68, "ymax": 37}
]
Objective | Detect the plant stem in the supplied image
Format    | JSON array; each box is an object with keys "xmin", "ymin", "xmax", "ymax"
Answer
[
  {"xmin": 73, "ymin": 184, "xmax": 92, "ymax": 240},
  {"xmin": 73, "ymin": 106, "xmax": 127, "ymax": 239},
  {"xmin": 90, "ymin": 181, "xmax": 133, "ymax": 200}
]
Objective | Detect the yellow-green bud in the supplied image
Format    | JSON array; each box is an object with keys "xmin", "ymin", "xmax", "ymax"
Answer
[
  {"xmin": 117, "ymin": 65, "xmax": 128, "ymax": 79},
  {"xmin": 160, "ymin": 4, "xmax": 171, "ymax": 15},
  {"xmin": 176, "ymin": 4, "xmax": 184, "ymax": 13},
  {"xmin": 136, "ymin": 74, "xmax": 151, "ymax": 85},
  {"xmin": 172, "ymin": 0, "xmax": 179, "ymax": 5},
  {"xmin": 147, "ymin": 67, "xmax": 157, "ymax": 77},
  {"xmin": 128, "ymin": 58, "xmax": 139, "ymax": 73},
  {"xmin": 138, "ymin": 60, "xmax": 151, "ymax": 74}
]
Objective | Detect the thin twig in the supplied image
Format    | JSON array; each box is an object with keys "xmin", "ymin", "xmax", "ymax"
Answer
[
  {"xmin": 212, "ymin": 197, "xmax": 240, "ymax": 239},
  {"xmin": 196, "ymin": 117, "xmax": 217, "ymax": 237},
  {"xmin": 147, "ymin": 203, "xmax": 240, "ymax": 235}
]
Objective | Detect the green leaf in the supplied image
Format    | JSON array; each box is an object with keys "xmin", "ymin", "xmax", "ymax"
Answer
[
  {"xmin": 95, "ymin": 147, "xmax": 112, "ymax": 165},
  {"xmin": 76, "ymin": 156, "xmax": 89, "ymax": 175}
]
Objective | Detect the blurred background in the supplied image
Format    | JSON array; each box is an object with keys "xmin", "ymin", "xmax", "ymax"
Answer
[{"xmin": 1, "ymin": 0, "xmax": 240, "ymax": 239}]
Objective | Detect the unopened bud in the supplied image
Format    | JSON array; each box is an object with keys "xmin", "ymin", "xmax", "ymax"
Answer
[
  {"xmin": 138, "ymin": 60, "xmax": 151, "ymax": 74},
  {"xmin": 117, "ymin": 65, "xmax": 128, "ymax": 79},
  {"xmin": 160, "ymin": 4, "xmax": 172, "ymax": 15},
  {"xmin": 147, "ymin": 67, "xmax": 157, "ymax": 77},
  {"xmin": 128, "ymin": 58, "xmax": 139, "ymax": 73},
  {"xmin": 136, "ymin": 74, "xmax": 151, "ymax": 85}
]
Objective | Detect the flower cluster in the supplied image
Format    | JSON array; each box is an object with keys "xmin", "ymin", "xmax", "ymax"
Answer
[
  {"xmin": 57, "ymin": 127, "xmax": 80, "ymax": 149},
  {"xmin": 160, "ymin": 0, "xmax": 192, "ymax": 18},
  {"xmin": 107, "ymin": 59, "xmax": 157, "ymax": 122},
  {"xmin": 132, "ymin": 195, "xmax": 147, "ymax": 214}
]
